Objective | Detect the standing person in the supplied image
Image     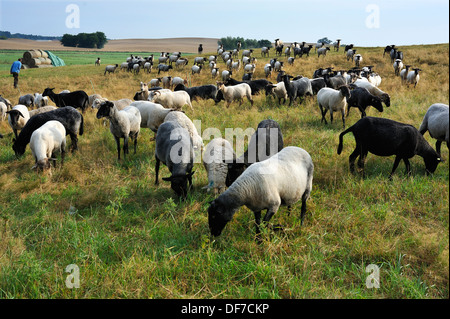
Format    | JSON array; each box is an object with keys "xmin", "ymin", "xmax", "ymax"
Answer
[{"xmin": 10, "ymin": 58, "xmax": 22, "ymax": 88}]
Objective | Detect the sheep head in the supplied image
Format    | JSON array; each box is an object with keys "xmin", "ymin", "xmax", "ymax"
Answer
[{"xmin": 162, "ymin": 171, "xmax": 195, "ymax": 198}]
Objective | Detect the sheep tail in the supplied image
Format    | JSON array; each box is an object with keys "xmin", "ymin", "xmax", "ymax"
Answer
[
  {"xmin": 337, "ymin": 126, "xmax": 353, "ymax": 155},
  {"xmin": 79, "ymin": 114, "xmax": 84, "ymax": 136}
]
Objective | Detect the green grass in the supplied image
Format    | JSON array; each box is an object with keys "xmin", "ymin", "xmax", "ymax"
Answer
[{"xmin": 0, "ymin": 43, "xmax": 448, "ymax": 299}]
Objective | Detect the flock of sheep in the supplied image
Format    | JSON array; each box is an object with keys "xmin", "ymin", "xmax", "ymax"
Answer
[{"xmin": 0, "ymin": 38, "xmax": 448, "ymax": 240}]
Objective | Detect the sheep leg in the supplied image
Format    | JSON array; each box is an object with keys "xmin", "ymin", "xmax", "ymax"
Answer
[
  {"xmin": 115, "ymin": 136, "xmax": 121, "ymax": 160},
  {"xmin": 254, "ymin": 211, "xmax": 262, "ymax": 241},
  {"xmin": 154, "ymin": 156, "xmax": 160, "ymax": 185},
  {"xmin": 123, "ymin": 136, "xmax": 129, "ymax": 158},
  {"xmin": 133, "ymin": 134, "xmax": 138, "ymax": 154},
  {"xmin": 300, "ymin": 190, "xmax": 311, "ymax": 225},
  {"xmin": 329, "ymin": 109, "xmax": 334, "ymax": 124},
  {"xmin": 436, "ymin": 140, "xmax": 442, "ymax": 157},
  {"xmin": 357, "ymin": 148, "xmax": 368, "ymax": 177},
  {"xmin": 389, "ymin": 156, "xmax": 402, "ymax": 180},
  {"xmin": 403, "ymin": 158, "xmax": 412, "ymax": 177},
  {"xmin": 341, "ymin": 109, "xmax": 346, "ymax": 129},
  {"xmin": 70, "ymin": 133, "xmax": 78, "ymax": 152},
  {"xmin": 349, "ymin": 145, "xmax": 360, "ymax": 174}
]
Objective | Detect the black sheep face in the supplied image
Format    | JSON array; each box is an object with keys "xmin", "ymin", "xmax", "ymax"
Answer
[
  {"xmin": 226, "ymin": 162, "xmax": 247, "ymax": 187},
  {"xmin": 372, "ymin": 97, "xmax": 384, "ymax": 113},
  {"xmin": 96, "ymin": 101, "xmax": 114, "ymax": 119},
  {"xmin": 424, "ymin": 153, "xmax": 441, "ymax": 175},
  {"xmin": 162, "ymin": 171, "xmax": 194, "ymax": 198},
  {"xmin": 42, "ymin": 87, "xmax": 55, "ymax": 97},
  {"xmin": 208, "ymin": 200, "xmax": 232, "ymax": 237},
  {"xmin": 12, "ymin": 138, "xmax": 26, "ymax": 157}
]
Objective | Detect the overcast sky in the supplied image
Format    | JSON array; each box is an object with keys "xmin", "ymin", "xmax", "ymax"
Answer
[{"xmin": 0, "ymin": 0, "xmax": 448, "ymax": 46}]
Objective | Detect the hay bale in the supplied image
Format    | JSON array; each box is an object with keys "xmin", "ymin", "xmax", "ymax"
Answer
[
  {"xmin": 38, "ymin": 49, "xmax": 48, "ymax": 58},
  {"xmin": 28, "ymin": 58, "xmax": 42, "ymax": 67},
  {"xmin": 23, "ymin": 49, "xmax": 42, "ymax": 60}
]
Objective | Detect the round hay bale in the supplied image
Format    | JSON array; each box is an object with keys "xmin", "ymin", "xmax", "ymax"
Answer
[
  {"xmin": 38, "ymin": 50, "xmax": 48, "ymax": 58},
  {"xmin": 28, "ymin": 58, "xmax": 42, "ymax": 67},
  {"xmin": 23, "ymin": 49, "xmax": 41, "ymax": 60}
]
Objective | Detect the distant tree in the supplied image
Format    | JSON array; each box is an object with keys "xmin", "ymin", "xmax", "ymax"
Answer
[
  {"xmin": 219, "ymin": 36, "xmax": 272, "ymax": 50},
  {"xmin": 95, "ymin": 31, "xmax": 108, "ymax": 49},
  {"xmin": 317, "ymin": 37, "xmax": 332, "ymax": 44},
  {"xmin": 61, "ymin": 34, "xmax": 78, "ymax": 47},
  {"xmin": 60, "ymin": 32, "xmax": 108, "ymax": 48}
]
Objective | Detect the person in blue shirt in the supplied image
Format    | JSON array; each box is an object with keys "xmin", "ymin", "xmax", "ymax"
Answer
[{"xmin": 10, "ymin": 58, "xmax": 22, "ymax": 88}]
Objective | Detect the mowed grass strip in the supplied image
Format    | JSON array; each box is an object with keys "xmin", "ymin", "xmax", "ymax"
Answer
[{"xmin": 0, "ymin": 43, "xmax": 448, "ymax": 298}]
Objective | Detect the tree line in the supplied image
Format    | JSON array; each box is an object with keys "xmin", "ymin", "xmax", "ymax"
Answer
[
  {"xmin": 60, "ymin": 32, "xmax": 108, "ymax": 49},
  {"xmin": 0, "ymin": 30, "xmax": 61, "ymax": 40},
  {"xmin": 218, "ymin": 36, "xmax": 272, "ymax": 50}
]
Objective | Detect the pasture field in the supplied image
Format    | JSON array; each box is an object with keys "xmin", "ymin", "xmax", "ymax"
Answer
[{"xmin": 0, "ymin": 43, "xmax": 448, "ymax": 299}]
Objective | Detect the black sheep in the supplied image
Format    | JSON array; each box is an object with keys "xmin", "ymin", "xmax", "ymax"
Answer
[
  {"xmin": 226, "ymin": 119, "xmax": 284, "ymax": 186},
  {"xmin": 346, "ymin": 87, "xmax": 383, "ymax": 118},
  {"xmin": 42, "ymin": 88, "xmax": 89, "ymax": 113},
  {"xmin": 12, "ymin": 106, "xmax": 84, "ymax": 157},
  {"xmin": 337, "ymin": 117, "xmax": 441, "ymax": 178},
  {"xmin": 225, "ymin": 78, "xmax": 273, "ymax": 96},
  {"xmin": 173, "ymin": 84, "xmax": 219, "ymax": 102}
]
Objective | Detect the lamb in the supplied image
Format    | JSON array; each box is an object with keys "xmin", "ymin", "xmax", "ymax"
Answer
[
  {"xmin": 42, "ymin": 88, "xmax": 89, "ymax": 113},
  {"xmin": 18, "ymin": 94, "xmax": 35, "ymax": 108},
  {"xmin": 211, "ymin": 67, "xmax": 220, "ymax": 79},
  {"xmin": 104, "ymin": 64, "xmax": 119, "ymax": 75},
  {"xmin": 95, "ymin": 57, "xmax": 101, "ymax": 66},
  {"xmin": 226, "ymin": 119, "xmax": 284, "ymax": 186},
  {"xmin": 120, "ymin": 62, "xmax": 129, "ymax": 71},
  {"xmin": 287, "ymin": 57, "xmax": 295, "ymax": 65},
  {"xmin": 317, "ymin": 86, "xmax": 351, "ymax": 129},
  {"xmin": 221, "ymin": 70, "xmax": 232, "ymax": 81},
  {"xmin": 346, "ymin": 87, "xmax": 383, "ymax": 118},
  {"xmin": 337, "ymin": 116, "xmax": 442, "ymax": 178},
  {"xmin": 354, "ymin": 54, "xmax": 363, "ymax": 68},
  {"xmin": 265, "ymin": 82, "xmax": 288, "ymax": 105},
  {"xmin": 191, "ymin": 65, "xmax": 202, "ymax": 74},
  {"xmin": 281, "ymin": 74, "xmax": 313, "ymax": 106},
  {"xmin": 150, "ymin": 78, "xmax": 162, "ymax": 88},
  {"xmin": 301, "ymin": 45, "xmax": 314, "ymax": 57},
  {"xmin": 346, "ymin": 49, "xmax": 356, "ymax": 61},
  {"xmin": 208, "ymin": 146, "xmax": 314, "ymax": 239},
  {"xmin": 130, "ymin": 100, "xmax": 175, "ymax": 132},
  {"xmin": 164, "ymin": 111, "xmax": 203, "ymax": 151},
  {"xmin": 317, "ymin": 47, "xmax": 330, "ymax": 58},
  {"xmin": 216, "ymin": 82, "xmax": 253, "ymax": 108},
  {"xmin": 393, "ymin": 59, "xmax": 403, "ymax": 76},
  {"xmin": 406, "ymin": 68, "xmax": 422, "ymax": 88},
  {"xmin": 202, "ymin": 138, "xmax": 236, "ymax": 194},
  {"xmin": 273, "ymin": 61, "xmax": 284, "ymax": 72},
  {"xmin": 12, "ymin": 106, "xmax": 84, "ymax": 156},
  {"xmin": 418, "ymin": 103, "xmax": 449, "ymax": 158},
  {"xmin": 367, "ymin": 73, "xmax": 382, "ymax": 87},
  {"xmin": 7, "ymin": 104, "xmax": 30, "ymax": 138},
  {"xmin": 261, "ymin": 47, "xmax": 270, "ymax": 57},
  {"xmin": 264, "ymin": 64, "xmax": 272, "ymax": 78},
  {"xmin": 174, "ymin": 83, "xmax": 219, "ymax": 103},
  {"xmin": 242, "ymin": 49, "xmax": 254, "ymax": 57},
  {"xmin": 154, "ymin": 120, "xmax": 195, "ymax": 198},
  {"xmin": 168, "ymin": 53, "xmax": 181, "ymax": 66},
  {"xmin": 96, "ymin": 101, "xmax": 141, "ymax": 160},
  {"xmin": 400, "ymin": 65, "xmax": 411, "ymax": 84},
  {"xmin": 30, "ymin": 120, "xmax": 66, "ymax": 171},
  {"xmin": 151, "ymin": 90, "xmax": 193, "ymax": 110},
  {"xmin": 143, "ymin": 62, "xmax": 153, "ymax": 73},
  {"xmin": 333, "ymin": 39, "xmax": 341, "ymax": 51},
  {"xmin": 353, "ymin": 79, "xmax": 390, "ymax": 107},
  {"xmin": 175, "ymin": 58, "xmax": 189, "ymax": 69},
  {"xmin": 243, "ymin": 63, "xmax": 256, "ymax": 74}
]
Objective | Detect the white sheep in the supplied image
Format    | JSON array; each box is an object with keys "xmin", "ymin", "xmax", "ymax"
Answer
[
  {"xmin": 0, "ymin": 102, "xmax": 7, "ymax": 121},
  {"xmin": 96, "ymin": 101, "xmax": 141, "ymax": 160},
  {"xmin": 353, "ymin": 54, "xmax": 363, "ymax": 67},
  {"xmin": 419, "ymin": 103, "xmax": 449, "ymax": 157},
  {"xmin": 221, "ymin": 70, "xmax": 232, "ymax": 81},
  {"xmin": 151, "ymin": 90, "xmax": 193, "ymax": 110},
  {"xmin": 266, "ymin": 81, "xmax": 288, "ymax": 105},
  {"xmin": 202, "ymin": 138, "xmax": 236, "ymax": 194},
  {"xmin": 104, "ymin": 64, "xmax": 119, "ymax": 75},
  {"xmin": 29, "ymin": 105, "xmax": 58, "ymax": 117},
  {"xmin": 368, "ymin": 73, "xmax": 382, "ymax": 87},
  {"xmin": 7, "ymin": 104, "xmax": 30, "ymax": 138},
  {"xmin": 264, "ymin": 64, "xmax": 272, "ymax": 78},
  {"xmin": 34, "ymin": 93, "xmax": 49, "ymax": 108},
  {"xmin": 162, "ymin": 76, "xmax": 172, "ymax": 89},
  {"xmin": 400, "ymin": 65, "xmax": 411, "ymax": 84},
  {"xmin": 88, "ymin": 94, "xmax": 103, "ymax": 108},
  {"xmin": 216, "ymin": 82, "xmax": 253, "ymax": 108},
  {"xmin": 164, "ymin": 111, "xmax": 203, "ymax": 150},
  {"xmin": 172, "ymin": 77, "xmax": 187, "ymax": 87},
  {"xmin": 191, "ymin": 65, "xmax": 202, "ymax": 75},
  {"xmin": 211, "ymin": 68, "xmax": 220, "ymax": 79},
  {"xmin": 317, "ymin": 47, "xmax": 330, "ymax": 58},
  {"xmin": 317, "ymin": 86, "xmax": 351, "ymax": 129},
  {"xmin": 207, "ymin": 146, "xmax": 314, "ymax": 238},
  {"xmin": 393, "ymin": 59, "xmax": 403, "ymax": 76},
  {"xmin": 149, "ymin": 78, "xmax": 162, "ymax": 88},
  {"xmin": 30, "ymin": 120, "xmax": 66, "ymax": 171},
  {"xmin": 346, "ymin": 49, "xmax": 356, "ymax": 61},
  {"xmin": 130, "ymin": 101, "xmax": 175, "ymax": 132},
  {"xmin": 243, "ymin": 63, "xmax": 256, "ymax": 74},
  {"xmin": 144, "ymin": 62, "xmax": 152, "ymax": 73},
  {"xmin": 406, "ymin": 68, "xmax": 422, "ymax": 88}
]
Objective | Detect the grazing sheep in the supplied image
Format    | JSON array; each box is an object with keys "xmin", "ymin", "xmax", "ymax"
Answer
[
  {"xmin": 7, "ymin": 104, "xmax": 30, "ymax": 138},
  {"xmin": 172, "ymin": 77, "xmax": 188, "ymax": 88},
  {"xmin": 309, "ymin": 78, "xmax": 327, "ymax": 95},
  {"xmin": 317, "ymin": 86, "xmax": 351, "ymax": 129},
  {"xmin": 120, "ymin": 62, "xmax": 129, "ymax": 71},
  {"xmin": 242, "ymin": 49, "xmax": 254, "ymax": 57},
  {"xmin": 174, "ymin": 84, "xmax": 219, "ymax": 103},
  {"xmin": 273, "ymin": 61, "xmax": 284, "ymax": 72},
  {"xmin": 281, "ymin": 74, "xmax": 313, "ymax": 106},
  {"xmin": 42, "ymin": 88, "xmax": 89, "ymax": 113},
  {"xmin": 211, "ymin": 67, "xmax": 220, "ymax": 79},
  {"xmin": 143, "ymin": 62, "xmax": 153, "ymax": 73},
  {"xmin": 225, "ymin": 78, "xmax": 273, "ymax": 96},
  {"xmin": 175, "ymin": 58, "xmax": 189, "ymax": 69},
  {"xmin": 419, "ymin": 103, "xmax": 449, "ymax": 157},
  {"xmin": 242, "ymin": 73, "xmax": 253, "ymax": 81},
  {"xmin": 243, "ymin": 63, "xmax": 256, "ymax": 74},
  {"xmin": 216, "ymin": 82, "xmax": 253, "ymax": 108},
  {"xmin": 104, "ymin": 64, "xmax": 119, "ymax": 75},
  {"xmin": 12, "ymin": 106, "xmax": 83, "ymax": 156},
  {"xmin": 154, "ymin": 121, "xmax": 195, "ymax": 198},
  {"xmin": 164, "ymin": 111, "xmax": 203, "ymax": 151},
  {"xmin": 191, "ymin": 65, "xmax": 202, "ymax": 75},
  {"xmin": 226, "ymin": 119, "xmax": 284, "ymax": 186},
  {"xmin": 18, "ymin": 94, "xmax": 35, "ymax": 108},
  {"xmin": 30, "ymin": 120, "xmax": 66, "ymax": 171},
  {"xmin": 151, "ymin": 90, "xmax": 193, "ymax": 111},
  {"xmin": 221, "ymin": 70, "xmax": 232, "ymax": 81},
  {"xmin": 383, "ymin": 45, "xmax": 395, "ymax": 57},
  {"xmin": 264, "ymin": 64, "xmax": 273, "ymax": 78},
  {"xmin": 265, "ymin": 81, "xmax": 288, "ymax": 104},
  {"xmin": 346, "ymin": 87, "xmax": 383, "ymax": 118},
  {"xmin": 150, "ymin": 78, "xmax": 163, "ymax": 88},
  {"xmin": 406, "ymin": 68, "xmax": 422, "ymax": 88},
  {"xmin": 353, "ymin": 79, "xmax": 390, "ymax": 107},
  {"xmin": 157, "ymin": 64, "xmax": 173, "ymax": 74},
  {"xmin": 367, "ymin": 73, "xmax": 382, "ymax": 87},
  {"xmin": 208, "ymin": 146, "xmax": 314, "ymax": 239},
  {"xmin": 317, "ymin": 47, "xmax": 330, "ymax": 58},
  {"xmin": 337, "ymin": 116, "xmax": 442, "ymax": 178},
  {"xmin": 162, "ymin": 76, "xmax": 172, "ymax": 89},
  {"xmin": 346, "ymin": 49, "xmax": 356, "ymax": 61},
  {"xmin": 96, "ymin": 101, "xmax": 141, "ymax": 160},
  {"xmin": 393, "ymin": 59, "xmax": 403, "ymax": 76},
  {"xmin": 324, "ymin": 74, "xmax": 347, "ymax": 90},
  {"xmin": 287, "ymin": 57, "xmax": 295, "ymax": 65},
  {"xmin": 400, "ymin": 65, "xmax": 411, "ymax": 84},
  {"xmin": 130, "ymin": 100, "xmax": 175, "ymax": 133},
  {"xmin": 202, "ymin": 138, "xmax": 236, "ymax": 194}
]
